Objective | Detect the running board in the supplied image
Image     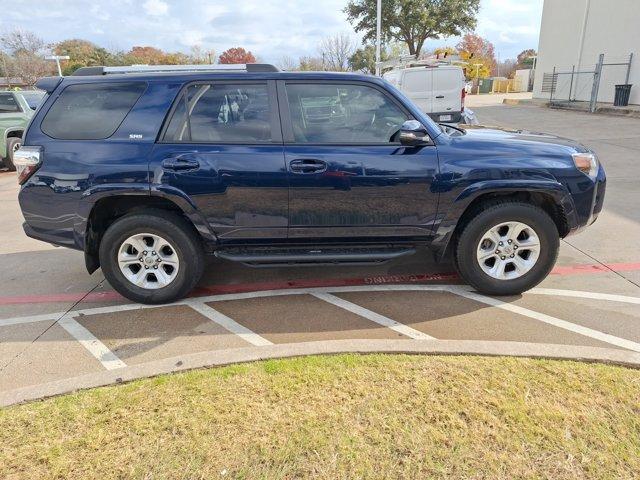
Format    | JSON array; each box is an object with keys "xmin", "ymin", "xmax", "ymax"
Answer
[{"xmin": 214, "ymin": 246, "xmax": 416, "ymax": 267}]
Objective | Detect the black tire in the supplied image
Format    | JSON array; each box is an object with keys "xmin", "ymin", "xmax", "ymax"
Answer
[
  {"xmin": 4, "ymin": 137, "xmax": 21, "ymax": 171},
  {"xmin": 99, "ymin": 209, "xmax": 204, "ymax": 304},
  {"xmin": 454, "ymin": 201, "xmax": 559, "ymax": 296}
]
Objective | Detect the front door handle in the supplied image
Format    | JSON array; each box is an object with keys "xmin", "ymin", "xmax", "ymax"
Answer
[
  {"xmin": 290, "ymin": 158, "xmax": 327, "ymax": 174},
  {"xmin": 435, "ymin": 95, "xmax": 445, "ymax": 99},
  {"xmin": 162, "ymin": 154, "xmax": 200, "ymax": 171}
]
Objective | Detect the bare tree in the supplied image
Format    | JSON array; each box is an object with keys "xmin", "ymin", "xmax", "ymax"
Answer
[
  {"xmin": 318, "ymin": 33, "xmax": 355, "ymax": 71},
  {"xmin": 277, "ymin": 55, "xmax": 297, "ymax": 71},
  {"xmin": 0, "ymin": 28, "xmax": 47, "ymax": 55},
  {"xmin": 189, "ymin": 45, "xmax": 216, "ymax": 64},
  {"xmin": 0, "ymin": 29, "xmax": 53, "ymax": 85}
]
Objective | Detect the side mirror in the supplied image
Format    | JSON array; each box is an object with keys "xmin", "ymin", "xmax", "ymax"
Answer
[{"xmin": 399, "ymin": 120, "xmax": 431, "ymax": 147}]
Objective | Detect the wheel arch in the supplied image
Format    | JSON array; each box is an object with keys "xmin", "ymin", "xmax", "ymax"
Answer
[
  {"xmin": 81, "ymin": 191, "xmax": 215, "ymax": 274},
  {"xmin": 433, "ymin": 182, "xmax": 575, "ymax": 261}
]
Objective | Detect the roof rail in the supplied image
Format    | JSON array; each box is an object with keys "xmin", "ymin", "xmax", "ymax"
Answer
[{"xmin": 72, "ymin": 63, "xmax": 279, "ymax": 76}]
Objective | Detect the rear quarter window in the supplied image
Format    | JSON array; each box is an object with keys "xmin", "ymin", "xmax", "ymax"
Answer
[{"xmin": 41, "ymin": 82, "xmax": 146, "ymax": 140}]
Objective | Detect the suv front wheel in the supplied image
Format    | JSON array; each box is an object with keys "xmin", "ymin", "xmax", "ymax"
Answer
[
  {"xmin": 99, "ymin": 210, "xmax": 204, "ymax": 304},
  {"xmin": 455, "ymin": 202, "xmax": 559, "ymax": 296}
]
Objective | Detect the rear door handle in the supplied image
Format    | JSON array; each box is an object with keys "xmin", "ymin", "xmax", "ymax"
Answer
[
  {"xmin": 435, "ymin": 95, "xmax": 445, "ymax": 99},
  {"xmin": 290, "ymin": 158, "xmax": 327, "ymax": 174},
  {"xmin": 162, "ymin": 154, "xmax": 200, "ymax": 171}
]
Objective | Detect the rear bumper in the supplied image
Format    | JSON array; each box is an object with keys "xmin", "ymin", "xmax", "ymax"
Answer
[
  {"xmin": 22, "ymin": 221, "xmax": 80, "ymax": 250},
  {"xmin": 428, "ymin": 111, "xmax": 462, "ymax": 123}
]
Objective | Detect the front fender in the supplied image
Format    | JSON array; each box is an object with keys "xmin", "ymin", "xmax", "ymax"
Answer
[{"xmin": 431, "ymin": 179, "xmax": 577, "ymax": 260}]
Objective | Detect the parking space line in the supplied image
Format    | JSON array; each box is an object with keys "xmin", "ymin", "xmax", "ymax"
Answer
[
  {"xmin": 451, "ymin": 288, "xmax": 640, "ymax": 352},
  {"xmin": 188, "ymin": 303, "xmax": 273, "ymax": 346},
  {"xmin": 58, "ymin": 315, "xmax": 127, "ymax": 370},
  {"xmin": 2, "ymin": 285, "xmax": 639, "ymax": 329},
  {"xmin": 529, "ymin": 288, "xmax": 640, "ymax": 305},
  {"xmin": 311, "ymin": 292, "xmax": 436, "ymax": 340}
]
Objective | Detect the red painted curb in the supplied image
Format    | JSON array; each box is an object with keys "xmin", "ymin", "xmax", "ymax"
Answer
[{"xmin": 0, "ymin": 262, "xmax": 638, "ymax": 306}]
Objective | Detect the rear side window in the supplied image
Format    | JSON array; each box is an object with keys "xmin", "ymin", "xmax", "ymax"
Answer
[
  {"xmin": 163, "ymin": 83, "xmax": 272, "ymax": 143},
  {"xmin": 41, "ymin": 82, "xmax": 146, "ymax": 140},
  {"xmin": 0, "ymin": 93, "xmax": 20, "ymax": 113}
]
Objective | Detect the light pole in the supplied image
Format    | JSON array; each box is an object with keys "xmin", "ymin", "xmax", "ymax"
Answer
[
  {"xmin": 45, "ymin": 55, "xmax": 70, "ymax": 76},
  {"xmin": 375, "ymin": 0, "xmax": 381, "ymax": 76}
]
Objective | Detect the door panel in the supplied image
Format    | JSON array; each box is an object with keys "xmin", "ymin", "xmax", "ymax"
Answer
[
  {"xmin": 281, "ymin": 81, "xmax": 439, "ymax": 240},
  {"xmin": 432, "ymin": 69, "xmax": 463, "ymax": 115},
  {"xmin": 400, "ymin": 69, "xmax": 433, "ymax": 113},
  {"xmin": 150, "ymin": 81, "xmax": 288, "ymax": 241},
  {"xmin": 286, "ymin": 145, "xmax": 439, "ymax": 239}
]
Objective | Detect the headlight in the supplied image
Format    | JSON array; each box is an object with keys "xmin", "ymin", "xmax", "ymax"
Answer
[{"xmin": 572, "ymin": 152, "xmax": 599, "ymax": 179}]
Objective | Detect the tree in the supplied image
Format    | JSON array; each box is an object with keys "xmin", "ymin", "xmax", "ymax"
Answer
[
  {"xmin": 0, "ymin": 29, "xmax": 53, "ymax": 85},
  {"xmin": 189, "ymin": 45, "xmax": 216, "ymax": 64},
  {"xmin": 218, "ymin": 47, "xmax": 256, "ymax": 64},
  {"xmin": 298, "ymin": 56, "xmax": 325, "ymax": 71},
  {"xmin": 349, "ymin": 44, "xmax": 389, "ymax": 74},
  {"xmin": 516, "ymin": 48, "xmax": 536, "ymax": 69},
  {"xmin": 277, "ymin": 55, "xmax": 297, "ymax": 71},
  {"xmin": 457, "ymin": 33, "xmax": 496, "ymax": 79},
  {"xmin": 54, "ymin": 39, "xmax": 112, "ymax": 75},
  {"xmin": 318, "ymin": 33, "xmax": 355, "ymax": 71},
  {"xmin": 345, "ymin": 0, "xmax": 479, "ymax": 57}
]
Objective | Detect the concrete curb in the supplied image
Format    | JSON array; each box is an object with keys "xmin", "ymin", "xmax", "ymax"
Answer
[{"xmin": 2, "ymin": 339, "xmax": 640, "ymax": 407}]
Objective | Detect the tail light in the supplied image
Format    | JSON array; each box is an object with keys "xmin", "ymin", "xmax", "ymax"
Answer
[
  {"xmin": 461, "ymin": 87, "xmax": 466, "ymax": 112},
  {"xmin": 13, "ymin": 146, "xmax": 42, "ymax": 184}
]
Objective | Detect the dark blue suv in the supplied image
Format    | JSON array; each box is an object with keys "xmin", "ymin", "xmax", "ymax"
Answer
[{"xmin": 15, "ymin": 64, "xmax": 606, "ymax": 304}]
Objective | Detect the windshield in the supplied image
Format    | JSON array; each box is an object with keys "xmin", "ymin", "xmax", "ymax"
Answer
[{"xmin": 19, "ymin": 91, "xmax": 46, "ymax": 110}]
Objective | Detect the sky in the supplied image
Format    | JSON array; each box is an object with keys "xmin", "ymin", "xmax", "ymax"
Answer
[{"xmin": 2, "ymin": 0, "xmax": 543, "ymax": 62}]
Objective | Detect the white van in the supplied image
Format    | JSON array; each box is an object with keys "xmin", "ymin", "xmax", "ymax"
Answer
[{"xmin": 383, "ymin": 65, "xmax": 466, "ymax": 123}]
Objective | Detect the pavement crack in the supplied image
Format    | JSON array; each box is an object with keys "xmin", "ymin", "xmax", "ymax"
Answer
[
  {"xmin": 561, "ymin": 239, "xmax": 640, "ymax": 290},
  {"xmin": 0, "ymin": 279, "xmax": 106, "ymax": 374}
]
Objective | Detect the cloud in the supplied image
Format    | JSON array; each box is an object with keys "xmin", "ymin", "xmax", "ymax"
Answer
[
  {"xmin": 1, "ymin": 0, "xmax": 543, "ymax": 62},
  {"xmin": 143, "ymin": 0, "xmax": 168, "ymax": 16}
]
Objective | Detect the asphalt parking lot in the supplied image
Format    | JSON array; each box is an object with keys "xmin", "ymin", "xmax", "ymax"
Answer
[{"xmin": 1, "ymin": 103, "xmax": 639, "ymax": 405}]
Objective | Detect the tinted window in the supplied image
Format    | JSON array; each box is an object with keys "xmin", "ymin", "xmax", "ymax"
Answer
[
  {"xmin": 0, "ymin": 93, "xmax": 20, "ymax": 113},
  {"xmin": 164, "ymin": 83, "xmax": 272, "ymax": 143},
  {"xmin": 285, "ymin": 83, "xmax": 408, "ymax": 144},
  {"xmin": 41, "ymin": 82, "xmax": 146, "ymax": 140}
]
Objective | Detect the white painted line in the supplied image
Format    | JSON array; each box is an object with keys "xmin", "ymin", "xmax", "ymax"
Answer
[
  {"xmin": 0, "ymin": 311, "xmax": 67, "ymax": 327},
  {"xmin": 2, "ymin": 284, "xmax": 639, "ymax": 329},
  {"xmin": 450, "ymin": 288, "xmax": 640, "ymax": 353},
  {"xmin": 58, "ymin": 315, "xmax": 127, "ymax": 370},
  {"xmin": 188, "ymin": 303, "xmax": 273, "ymax": 347},
  {"xmin": 529, "ymin": 288, "xmax": 640, "ymax": 305},
  {"xmin": 311, "ymin": 292, "xmax": 436, "ymax": 340}
]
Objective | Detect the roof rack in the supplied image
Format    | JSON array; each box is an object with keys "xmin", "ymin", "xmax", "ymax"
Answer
[{"xmin": 71, "ymin": 63, "xmax": 279, "ymax": 76}]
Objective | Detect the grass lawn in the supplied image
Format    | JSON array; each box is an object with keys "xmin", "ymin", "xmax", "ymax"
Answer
[{"xmin": 1, "ymin": 354, "xmax": 639, "ymax": 479}]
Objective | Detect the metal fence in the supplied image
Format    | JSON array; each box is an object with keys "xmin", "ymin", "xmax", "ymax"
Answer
[{"xmin": 545, "ymin": 53, "xmax": 633, "ymax": 112}]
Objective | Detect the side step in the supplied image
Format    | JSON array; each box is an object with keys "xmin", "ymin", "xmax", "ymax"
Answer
[{"xmin": 215, "ymin": 246, "xmax": 416, "ymax": 267}]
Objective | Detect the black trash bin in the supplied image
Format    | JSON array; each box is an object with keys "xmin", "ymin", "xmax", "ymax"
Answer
[{"xmin": 614, "ymin": 84, "xmax": 632, "ymax": 106}]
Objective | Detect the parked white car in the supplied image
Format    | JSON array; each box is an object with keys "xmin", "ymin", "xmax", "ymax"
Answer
[{"xmin": 383, "ymin": 65, "xmax": 466, "ymax": 123}]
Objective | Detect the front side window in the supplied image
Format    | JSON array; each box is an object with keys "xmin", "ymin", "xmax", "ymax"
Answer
[
  {"xmin": 164, "ymin": 83, "xmax": 272, "ymax": 143},
  {"xmin": 41, "ymin": 82, "xmax": 146, "ymax": 140},
  {"xmin": 285, "ymin": 83, "xmax": 409, "ymax": 144},
  {"xmin": 0, "ymin": 93, "xmax": 20, "ymax": 113}
]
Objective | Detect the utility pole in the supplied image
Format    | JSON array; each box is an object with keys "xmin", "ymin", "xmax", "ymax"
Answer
[
  {"xmin": 45, "ymin": 55, "xmax": 70, "ymax": 76},
  {"xmin": 375, "ymin": 0, "xmax": 382, "ymax": 76}
]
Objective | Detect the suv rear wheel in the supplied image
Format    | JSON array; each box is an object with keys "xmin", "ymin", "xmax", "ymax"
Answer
[
  {"xmin": 4, "ymin": 137, "xmax": 21, "ymax": 171},
  {"xmin": 99, "ymin": 210, "xmax": 204, "ymax": 304},
  {"xmin": 455, "ymin": 202, "xmax": 559, "ymax": 296}
]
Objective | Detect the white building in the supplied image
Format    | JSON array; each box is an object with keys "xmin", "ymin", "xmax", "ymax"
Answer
[{"xmin": 533, "ymin": 0, "xmax": 640, "ymax": 105}]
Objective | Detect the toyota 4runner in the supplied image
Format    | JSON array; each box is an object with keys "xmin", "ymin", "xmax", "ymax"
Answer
[{"xmin": 15, "ymin": 64, "xmax": 606, "ymax": 304}]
